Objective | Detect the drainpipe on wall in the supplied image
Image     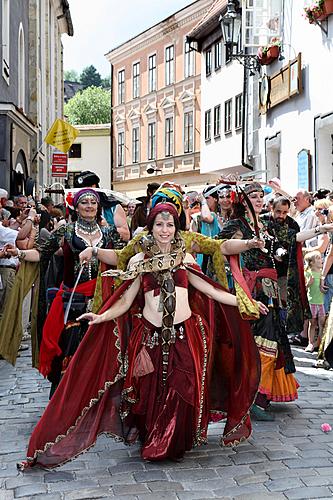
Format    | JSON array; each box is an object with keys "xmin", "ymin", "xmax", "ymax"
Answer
[
  {"xmin": 110, "ymin": 63, "xmax": 114, "ymax": 189},
  {"xmin": 241, "ymin": 63, "xmax": 253, "ymax": 170}
]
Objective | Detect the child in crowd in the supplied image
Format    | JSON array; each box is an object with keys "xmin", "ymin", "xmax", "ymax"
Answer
[{"xmin": 304, "ymin": 250, "xmax": 326, "ymax": 352}]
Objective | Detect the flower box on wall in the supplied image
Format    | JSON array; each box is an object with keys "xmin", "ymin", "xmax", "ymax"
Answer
[
  {"xmin": 257, "ymin": 44, "xmax": 280, "ymax": 66},
  {"xmin": 304, "ymin": 0, "xmax": 333, "ymax": 24}
]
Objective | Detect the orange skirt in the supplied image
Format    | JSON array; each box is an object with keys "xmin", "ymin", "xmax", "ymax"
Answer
[{"xmin": 259, "ymin": 352, "xmax": 299, "ymax": 402}]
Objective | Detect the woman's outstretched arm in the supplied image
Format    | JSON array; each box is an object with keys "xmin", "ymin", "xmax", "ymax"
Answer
[
  {"xmin": 79, "ymin": 246, "xmax": 118, "ymax": 266},
  {"xmin": 187, "ymin": 263, "xmax": 268, "ymax": 315},
  {"xmin": 78, "ymin": 276, "xmax": 141, "ymax": 325}
]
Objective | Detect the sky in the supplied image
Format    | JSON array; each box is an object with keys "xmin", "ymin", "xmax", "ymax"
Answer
[{"xmin": 63, "ymin": 0, "xmax": 195, "ymax": 78}]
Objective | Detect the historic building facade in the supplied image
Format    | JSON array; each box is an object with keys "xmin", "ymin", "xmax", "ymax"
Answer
[
  {"xmin": 189, "ymin": 0, "xmax": 333, "ymax": 192},
  {"xmin": 106, "ymin": 0, "xmax": 213, "ymax": 197}
]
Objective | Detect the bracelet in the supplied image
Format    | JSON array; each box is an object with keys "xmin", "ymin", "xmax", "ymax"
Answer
[
  {"xmin": 92, "ymin": 247, "xmax": 98, "ymax": 258},
  {"xmin": 314, "ymin": 225, "xmax": 321, "ymax": 234},
  {"xmin": 17, "ymin": 250, "xmax": 26, "ymax": 261}
]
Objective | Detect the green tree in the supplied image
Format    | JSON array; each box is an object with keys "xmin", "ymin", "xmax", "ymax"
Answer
[
  {"xmin": 80, "ymin": 65, "xmax": 102, "ymax": 89},
  {"xmin": 64, "ymin": 69, "xmax": 80, "ymax": 82},
  {"xmin": 64, "ymin": 86, "xmax": 110, "ymax": 125},
  {"xmin": 101, "ymin": 75, "xmax": 111, "ymax": 90}
]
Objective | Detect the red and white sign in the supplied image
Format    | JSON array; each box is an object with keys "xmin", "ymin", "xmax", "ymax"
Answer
[{"xmin": 51, "ymin": 153, "xmax": 68, "ymax": 177}]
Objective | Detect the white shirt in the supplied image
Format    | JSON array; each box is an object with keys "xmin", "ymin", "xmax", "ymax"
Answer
[
  {"xmin": 295, "ymin": 206, "xmax": 319, "ymax": 248},
  {"xmin": 0, "ymin": 222, "xmax": 18, "ymax": 267}
]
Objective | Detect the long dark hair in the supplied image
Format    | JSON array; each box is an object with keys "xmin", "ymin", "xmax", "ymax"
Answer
[{"xmin": 230, "ymin": 200, "xmax": 246, "ymax": 219}]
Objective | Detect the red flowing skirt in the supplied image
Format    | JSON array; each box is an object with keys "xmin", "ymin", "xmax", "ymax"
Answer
[
  {"xmin": 19, "ymin": 272, "xmax": 260, "ymax": 470},
  {"xmin": 121, "ymin": 315, "xmax": 208, "ymax": 460}
]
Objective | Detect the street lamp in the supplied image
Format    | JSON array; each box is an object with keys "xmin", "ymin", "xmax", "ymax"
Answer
[
  {"xmin": 219, "ymin": 0, "xmax": 241, "ymax": 47},
  {"xmin": 146, "ymin": 164, "xmax": 162, "ymax": 175},
  {"xmin": 219, "ymin": 0, "xmax": 260, "ymax": 75}
]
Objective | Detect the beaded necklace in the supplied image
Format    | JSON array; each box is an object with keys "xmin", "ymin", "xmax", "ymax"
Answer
[
  {"xmin": 75, "ymin": 217, "xmax": 102, "ymax": 279},
  {"xmin": 75, "ymin": 216, "xmax": 100, "ymax": 236}
]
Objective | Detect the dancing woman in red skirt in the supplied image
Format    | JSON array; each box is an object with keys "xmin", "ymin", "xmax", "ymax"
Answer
[{"xmin": 19, "ymin": 203, "xmax": 267, "ymax": 469}]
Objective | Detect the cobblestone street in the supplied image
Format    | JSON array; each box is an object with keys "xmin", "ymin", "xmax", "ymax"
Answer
[{"xmin": 1, "ymin": 346, "xmax": 333, "ymax": 499}]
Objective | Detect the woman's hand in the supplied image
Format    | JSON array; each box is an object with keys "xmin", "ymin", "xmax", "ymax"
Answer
[
  {"xmin": 77, "ymin": 312, "xmax": 103, "ymax": 325},
  {"xmin": 247, "ymin": 238, "xmax": 265, "ymax": 250},
  {"xmin": 79, "ymin": 247, "xmax": 93, "ymax": 265},
  {"xmin": 256, "ymin": 301, "xmax": 269, "ymax": 315},
  {"xmin": 3, "ymin": 244, "xmax": 18, "ymax": 257}
]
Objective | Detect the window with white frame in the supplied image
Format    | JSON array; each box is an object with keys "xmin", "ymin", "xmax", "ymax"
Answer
[
  {"xmin": 184, "ymin": 41, "xmax": 194, "ymax": 78},
  {"xmin": 117, "ymin": 131, "xmax": 125, "ymax": 166},
  {"xmin": 132, "ymin": 127, "xmax": 139, "ymax": 163},
  {"xmin": 148, "ymin": 54, "xmax": 157, "ymax": 92},
  {"xmin": 214, "ymin": 40, "xmax": 222, "ymax": 70},
  {"xmin": 2, "ymin": 0, "xmax": 10, "ymax": 83},
  {"xmin": 165, "ymin": 117, "xmax": 174, "ymax": 157},
  {"xmin": 235, "ymin": 93, "xmax": 243, "ymax": 129},
  {"xmin": 132, "ymin": 62, "xmax": 140, "ymax": 99},
  {"xmin": 205, "ymin": 110, "xmax": 211, "ymax": 142},
  {"xmin": 205, "ymin": 48, "xmax": 212, "ymax": 76},
  {"xmin": 224, "ymin": 99, "xmax": 232, "ymax": 134},
  {"xmin": 18, "ymin": 24, "xmax": 25, "ymax": 110},
  {"xmin": 184, "ymin": 111, "xmax": 193, "ymax": 153},
  {"xmin": 214, "ymin": 105, "xmax": 221, "ymax": 137},
  {"xmin": 165, "ymin": 45, "xmax": 174, "ymax": 86},
  {"xmin": 118, "ymin": 70, "xmax": 125, "ymax": 104},
  {"xmin": 148, "ymin": 122, "xmax": 156, "ymax": 160}
]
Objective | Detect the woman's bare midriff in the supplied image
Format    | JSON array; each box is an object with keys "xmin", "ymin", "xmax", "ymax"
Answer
[{"xmin": 142, "ymin": 286, "xmax": 192, "ymax": 327}]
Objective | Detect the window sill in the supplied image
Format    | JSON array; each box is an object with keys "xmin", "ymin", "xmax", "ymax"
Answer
[{"xmin": 224, "ymin": 130, "xmax": 232, "ymax": 136}]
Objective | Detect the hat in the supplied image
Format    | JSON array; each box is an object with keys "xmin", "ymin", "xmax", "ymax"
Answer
[
  {"xmin": 243, "ymin": 182, "xmax": 264, "ymax": 196},
  {"xmin": 74, "ymin": 171, "xmax": 100, "ymax": 188},
  {"xmin": 217, "ymin": 184, "xmax": 232, "ymax": 196},
  {"xmin": 151, "ymin": 187, "xmax": 183, "ymax": 215},
  {"xmin": 203, "ymin": 185, "xmax": 218, "ymax": 200},
  {"xmin": 314, "ymin": 188, "xmax": 330, "ymax": 200},
  {"xmin": 73, "ymin": 188, "xmax": 100, "ymax": 207}
]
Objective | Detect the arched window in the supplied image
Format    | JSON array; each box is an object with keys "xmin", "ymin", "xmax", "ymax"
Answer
[{"xmin": 18, "ymin": 23, "xmax": 25, "ymax": 110}]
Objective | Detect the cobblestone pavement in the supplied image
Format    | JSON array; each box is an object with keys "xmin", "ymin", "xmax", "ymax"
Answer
[{"xmin": 1, "ymin": 346, "xmax": 333, "ymax": 500}]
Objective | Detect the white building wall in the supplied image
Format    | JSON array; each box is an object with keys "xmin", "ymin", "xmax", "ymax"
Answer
[
  {"xmin": 68, "ymin": 132, "xmax": 111, "ymax": 188},
  {"xmin": 258, "ymin": 1, "xmax": 333, "ymax": 192},
  {"xmin": 201, "ymin": 60, "xmax": 244, "ymax": 174}
]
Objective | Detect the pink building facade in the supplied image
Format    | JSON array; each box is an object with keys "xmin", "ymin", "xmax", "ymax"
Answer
[{"xmin": 106, "ymin": 0, "xmax": 213, "ymax": 197}]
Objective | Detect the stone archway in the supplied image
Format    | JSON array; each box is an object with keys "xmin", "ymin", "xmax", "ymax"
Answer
[{"xmin": 11, "ymin": 150, "xmax": 28, "ymax": 195}]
